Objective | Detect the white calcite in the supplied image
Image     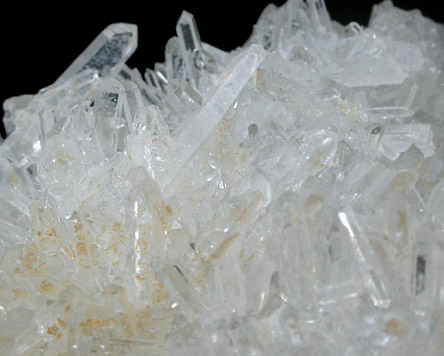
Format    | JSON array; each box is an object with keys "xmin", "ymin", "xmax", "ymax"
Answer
[{"xmin": 1, "ymin": 1, "xmax": 444, "ymax": 355}]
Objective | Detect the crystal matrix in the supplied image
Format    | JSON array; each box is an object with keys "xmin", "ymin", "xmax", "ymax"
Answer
[{"xmin": 1, "ymin": 1, "xmax": 444, "ymax": 355}]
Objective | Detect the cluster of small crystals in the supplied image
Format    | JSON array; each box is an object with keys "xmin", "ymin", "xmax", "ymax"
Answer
[{"xmin": 1, "ymin": 0, "xmax": 444, "ymax": 355}]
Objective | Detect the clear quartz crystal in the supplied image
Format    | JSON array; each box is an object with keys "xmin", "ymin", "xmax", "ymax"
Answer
[
  {"xmin": 338, "ymin": 208, "xmax": 390, "ymax": 308},
  {"xmin": 2, "ymin": 1, "xmax": 444, "ymax": 355},
  {"xmin": 57, "ymin": 23, "xmax": 138, "ymax": 83}
]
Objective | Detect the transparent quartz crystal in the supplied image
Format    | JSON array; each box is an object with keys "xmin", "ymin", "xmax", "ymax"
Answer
[{"xmin": 1, "ymin": 1, "xmax": 444, "ymax": 355}]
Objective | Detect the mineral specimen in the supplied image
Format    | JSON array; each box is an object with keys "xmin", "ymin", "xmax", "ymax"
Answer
[{"xmin": 1, "ymin": 1, "xmax": 444, "ymax": 355}]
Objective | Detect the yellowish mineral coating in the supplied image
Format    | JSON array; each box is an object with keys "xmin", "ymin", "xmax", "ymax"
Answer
[{"xmin": 384, "ymin": 319, "xmax": 407, "ymax": 336}]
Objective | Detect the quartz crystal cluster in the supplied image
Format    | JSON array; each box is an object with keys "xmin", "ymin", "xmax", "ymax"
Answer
[{"xmin": 2, "ymin": 1, "xmax": 444, "ymax": 355}]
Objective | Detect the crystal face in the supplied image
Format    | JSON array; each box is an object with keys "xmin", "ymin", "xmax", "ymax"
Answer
[{"xmin": 1, "ymin": 1, "xmax": 444, "ymax": 355}]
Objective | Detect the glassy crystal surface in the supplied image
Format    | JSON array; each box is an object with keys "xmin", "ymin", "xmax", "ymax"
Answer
[{"xmin": 1, "ymin": 1, "xmax": 444, "ymax": 355}]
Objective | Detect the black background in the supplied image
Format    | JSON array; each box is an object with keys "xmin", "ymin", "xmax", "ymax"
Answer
[{"xmin": 1, "ymin": 0, "xmax": 443, "ymax": 138}]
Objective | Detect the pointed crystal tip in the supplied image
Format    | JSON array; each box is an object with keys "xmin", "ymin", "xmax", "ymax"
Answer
[
  {"xmin": 57, "ymin": 23, "xmax": 138, "ymax": 84},
  {"xmin": 177, "ymin": 10, "xmax": 196, "ymax": 25},
  {"xmin": 176, "ymin": 11, "xmax": 201, "ymax": 53}
]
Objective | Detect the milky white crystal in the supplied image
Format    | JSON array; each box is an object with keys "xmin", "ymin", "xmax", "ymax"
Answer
[{"xmin": 1, "ymin": 1, "xmax": 444, "ymax": 355}]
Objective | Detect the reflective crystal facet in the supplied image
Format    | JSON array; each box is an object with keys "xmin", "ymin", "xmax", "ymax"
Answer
[{"xmin": 57, "ymin": 23, "xmax": 138, "ymax": 83}]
